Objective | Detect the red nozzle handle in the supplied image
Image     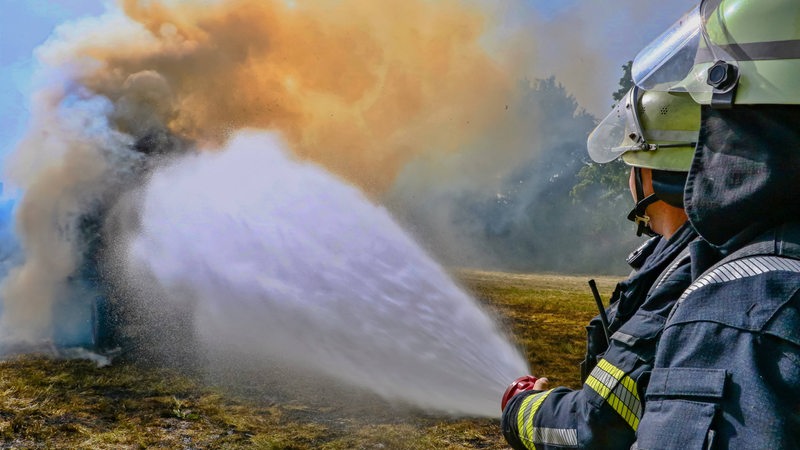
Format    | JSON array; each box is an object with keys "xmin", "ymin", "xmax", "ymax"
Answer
[{"xmin": 501, "ymin": 375, "xmax": 538, "ymax": 412}]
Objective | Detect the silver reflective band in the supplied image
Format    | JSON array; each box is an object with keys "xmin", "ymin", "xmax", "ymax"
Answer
[
  {"xmin": 678, "ymin": 256, "xmax": 800, "ymax": 304},
  {"xmin": 530, "ymin": 427, "xmax": 578, "ymax": 448},
  {"xmin": 611, "ymin": 330, "xmax": 637, "ymax": 347},
  {"xmin": 585, "ymin": 359, "xmax": 643, "ymax": 430},
  {"xmin": 517, "ymin": 390, "xmax": 578, "ymax": 448},
  {"xmin": 652, "ymin": 250, "xmax": 691, "ymax": 292}
]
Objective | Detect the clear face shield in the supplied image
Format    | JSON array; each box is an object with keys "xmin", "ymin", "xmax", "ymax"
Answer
[
  {"xmin": 587, "ymin": 87, "xmax": 648, "ymax": 164},
  {"xmin": 587, "ymin": 89, "xmax": 661, "ymax": 237},
  {"xmin": 631, "ymin": 0, "xmax": 739, "ymax": 104}
]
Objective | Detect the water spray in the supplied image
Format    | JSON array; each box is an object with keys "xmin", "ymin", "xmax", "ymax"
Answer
[{"xmin": 120, "ymin": 131, "xmax": 529, "ymax": 417}]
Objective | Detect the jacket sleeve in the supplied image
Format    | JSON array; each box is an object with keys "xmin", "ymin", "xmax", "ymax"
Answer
[
  {"xmin": 501, "ymin": 261, "xmax": 692, "ymax": 450},
  {"xmin": 501, "ymin": 346, "xmax": 644, "ymax": 450}
]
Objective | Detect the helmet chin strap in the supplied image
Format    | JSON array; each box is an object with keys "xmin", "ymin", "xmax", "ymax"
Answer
[{"xmin": 627, "ymin": 167, "xmax": 659, "ymax": 237}]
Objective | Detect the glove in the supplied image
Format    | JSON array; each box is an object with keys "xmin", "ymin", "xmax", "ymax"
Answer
[{"xmin": 501, "ymin": 375, "xmax": 538, "ymax": 412}]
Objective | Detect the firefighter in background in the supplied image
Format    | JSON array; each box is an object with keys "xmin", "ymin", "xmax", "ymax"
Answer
[
  {"xmin": 501, "ymin": 87, "xmax": 701, "ymax": 449},
  {"xmin": 628, "ymin": 0, "xmax": 800, "ymax": 447}
]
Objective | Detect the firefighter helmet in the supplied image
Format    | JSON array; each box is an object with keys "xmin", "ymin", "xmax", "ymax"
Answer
[
  {"xmin": 588, "ymin": 87, "xmax": 699, "ymax": 236},
  {"xmin": 632, "ymin": 0, "xmax": 800, "ymax": 107},
  {"xmin": 587, "ymin": 86, "xmax": 699, "ymax": 171}
]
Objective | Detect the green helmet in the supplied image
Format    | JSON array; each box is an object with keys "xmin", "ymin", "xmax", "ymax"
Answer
[
  {"xmin": 632, "ymin": 0, "xmax": 800, "ymax": 107},
  {"xmin": 587, "ymin": 86, "xmax": 699, "ymax": 171}
]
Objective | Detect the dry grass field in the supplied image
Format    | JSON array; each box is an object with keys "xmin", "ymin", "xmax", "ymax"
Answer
[{"xmin": 0, "ymin": 270, "xmax": 618, "ymax": 449}]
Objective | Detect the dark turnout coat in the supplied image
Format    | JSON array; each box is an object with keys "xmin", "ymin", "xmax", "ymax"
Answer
[
  {"xmin": 636, "ymin": 106, "xmax": 800, "ymax": 449},
  {"xmin": 504, "ymin": 105, "xmax": 800, "ymax": 449},
  {"xmin": 502, "ymin": 223, "xmax": 697, "ymax": 449}
]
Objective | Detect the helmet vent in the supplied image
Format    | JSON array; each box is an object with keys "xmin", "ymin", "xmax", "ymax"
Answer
[{"xmin": 659, "ymin": 105, "xmax": 670, "ymax": 116}]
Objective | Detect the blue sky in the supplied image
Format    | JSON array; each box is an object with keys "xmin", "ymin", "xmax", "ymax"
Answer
[
  {"xmin": 1, "ymin": 1, "xmax": 108, "ymax": 171},
  {"xmin": 0, "ymin": 0, "xmax": 695, "ymax": 178},
  {"xmin": 525, "ymin": 0, "xmax": 579, "ymax": 19}
]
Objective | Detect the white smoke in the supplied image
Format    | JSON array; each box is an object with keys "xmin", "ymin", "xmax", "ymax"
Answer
[{"xmin": 0, "ymin": 84, "xmax": 140, "ymax": 344}]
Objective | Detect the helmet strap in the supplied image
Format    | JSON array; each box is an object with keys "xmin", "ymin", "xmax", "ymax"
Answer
[{"xmin": 627, "ymin": 167, "xmax": 659, "ymax": 237}]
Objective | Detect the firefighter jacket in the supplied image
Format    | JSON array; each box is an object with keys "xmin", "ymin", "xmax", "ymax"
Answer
[
  {"xmin": 634, "ymin": 105, "xmax": 800, "ymax": 449},
  {"xmin": 502, "ymin": 221, "xmax": 697, "ymax": 450}
]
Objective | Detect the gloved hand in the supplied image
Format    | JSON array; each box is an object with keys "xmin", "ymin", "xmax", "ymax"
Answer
[{"xmin": 501, "ymin": 375, "xmax": 548, "ymax": 412}]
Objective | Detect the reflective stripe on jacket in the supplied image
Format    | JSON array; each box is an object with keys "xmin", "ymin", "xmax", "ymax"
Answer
[
  {"xmin": 636, "ymin": 224, "xmax": 800, "ymax": 449},
  {"xmin": 502, "ymin": 223, "xmax": 697, "ymax": 450}
]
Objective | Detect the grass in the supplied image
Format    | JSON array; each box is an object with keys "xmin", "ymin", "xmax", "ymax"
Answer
[
  {"xmin": 0, "ymin": 270, "xmax": 619, "ymax": 449},
  {"xmin": 461, "ymin": 270, "xmax": 617, "ymax": 388}
]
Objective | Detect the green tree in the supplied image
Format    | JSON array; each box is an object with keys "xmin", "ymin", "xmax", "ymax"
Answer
[
  {"xmin": 389, "ymin": 70, "xmax": 642, "ymax": 275},
  {"xmin": 611, "ymin": 60, "xmax": 634, "ymax": 103}
]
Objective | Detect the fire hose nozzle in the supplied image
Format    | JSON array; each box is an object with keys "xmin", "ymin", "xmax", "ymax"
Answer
[{"xmin": 501, "ymin": 375, "xmax": 538, "ymax": 412}]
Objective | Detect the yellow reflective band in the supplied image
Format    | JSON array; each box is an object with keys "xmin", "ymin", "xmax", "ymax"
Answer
[
  {"xmin": 598, "ymin": 359, "xmax": 626, "ymax": 384},
  {"xmin": 585, "ymin": 359, "xmax": 642, "ymax": 431},
  {"xmin": 586, "ymin": 374, "xmax": 611, "ymax": 398},
  {"xmin": 620, "ymin": 375, "xmax": 640, "ymax": 401},
  {"xmin": 517, "ymin": 394, "xmax": 536, "ymax": 446},
  {"xmin": 516, "ymin": 389, "xmax": 554, "ymax": 450}
]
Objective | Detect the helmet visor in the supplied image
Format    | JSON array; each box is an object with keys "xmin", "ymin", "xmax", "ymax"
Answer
[
  {"xmin": 632, "ymin": 0, "xmax": 735, "ymax": 100},
  {"xmin": 632, "ymin": 4, "xmax": 703, "ymax": 91},
  {"xmin": 587, "ymin": 88, "xmax": 645, "ymax": 163}
]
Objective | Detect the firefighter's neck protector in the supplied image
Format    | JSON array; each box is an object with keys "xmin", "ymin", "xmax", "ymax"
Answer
[{"xmin": 686, "ymin": 105, "xmax": 800, "ymax": 248}]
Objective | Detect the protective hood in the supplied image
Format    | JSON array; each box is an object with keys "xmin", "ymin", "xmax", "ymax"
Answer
[{"xmin": 685, "ymin": 105, "xmax": 800, "ymax": 250}]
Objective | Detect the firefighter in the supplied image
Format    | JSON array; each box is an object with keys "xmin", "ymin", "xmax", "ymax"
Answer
[
  {"xmin": 627, "ymin": 0, "xmax": 800, "ymax": 447},
  {"xmin": 501, "ymin": 87, "xmax": 701, "ymax": 449}
]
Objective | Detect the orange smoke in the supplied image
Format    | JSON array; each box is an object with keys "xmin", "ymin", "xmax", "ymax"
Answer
[
  {"xmin": 2, "ymin": 0, "xmax": 529, "ymax": 343},
  {"xmin": 63, "ymin": 0, "xmax": 515, "ymax": 193}
]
